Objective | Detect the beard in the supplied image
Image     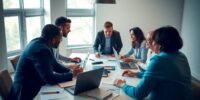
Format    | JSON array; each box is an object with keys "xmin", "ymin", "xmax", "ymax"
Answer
[{"xmin": 52, "ymin": 43, "xmax": 59, "ymax": 48}]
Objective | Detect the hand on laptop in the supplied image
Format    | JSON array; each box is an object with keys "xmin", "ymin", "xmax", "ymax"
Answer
[
  {"xmin": 122, "ymin": 70, "xmax": 137, "ymax": 77},
  {"xmin": 68, "ymin": 64, "xmax": 80, "ymax": 70},
  {"xmin": 72, "ymin": 67, "xmax": 83, "ymax": 77},
  {"xmin": 113, "ymin": 79, "xmax": 126, "ymax": 88},
  {"xmin": 120, "ymin": 55, "xmax": 126, "ymax": 59},
  {"xmin": 122, "ymin": 57, "xmax": 133, "ymax": 63},
  {"xmin": 70, "ymin": 57, "xmax": 81, "ymax": 63}
]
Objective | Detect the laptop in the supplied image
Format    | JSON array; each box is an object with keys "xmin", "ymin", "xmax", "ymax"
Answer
[
  {"xmin": 64, "ymin": 67, "xmax": 104, "ymax": 95},
  {"xmin": 79, "ymin": 51, "xmax": 90, "ymax": 69},
  {"xmin": 112, "ymin": 47, "xmax": 138, "ymax": 69}
]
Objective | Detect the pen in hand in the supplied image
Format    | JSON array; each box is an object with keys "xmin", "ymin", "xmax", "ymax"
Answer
[{"xmin": 41, "ymin": 91, "xmax": 60, "ymax": 95}]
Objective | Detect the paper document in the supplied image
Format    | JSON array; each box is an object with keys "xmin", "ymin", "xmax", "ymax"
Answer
[{"xmin": 58, "ymin": 78, "xmax": 76, "ymax": 88}]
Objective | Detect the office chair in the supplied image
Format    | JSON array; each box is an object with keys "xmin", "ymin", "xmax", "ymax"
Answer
[
  {"xmin": 0, "ymin": 69, "xmax": 12, "ymax": 100},
  {"xmin": 10, "ymin": 55, "xmax": 20, "ymax": 70},
  {"xmin": 192, "ymin": 78, "xmax": 200, "ymax": 100}
]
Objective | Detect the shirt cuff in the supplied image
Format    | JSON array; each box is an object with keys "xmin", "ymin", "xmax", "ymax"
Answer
[{"xmin": 136, "ymin": 72, "xmax": 144, "ymax": 78}]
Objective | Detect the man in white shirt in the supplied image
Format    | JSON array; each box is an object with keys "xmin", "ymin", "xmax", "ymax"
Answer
[{"xmin": 55, "ymin": 16, "xmax": 81, "ymax": 69}]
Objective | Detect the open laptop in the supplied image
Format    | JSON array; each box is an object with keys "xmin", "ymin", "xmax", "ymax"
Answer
[
  {"xmin": 64, "ymin": 67, "xmax": 104, "ymax": 95},
  {"xmin": 80, "ymin": 51, "xmax": 90, "ymax": 69},
  {"xmin": 112, "ymin": 47, "xmax": 138, "ymax": 69}
]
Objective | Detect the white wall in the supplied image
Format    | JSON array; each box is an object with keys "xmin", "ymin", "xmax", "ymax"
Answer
[
  {"xmin": 44, "ymin": 0, "xmax": 68, "ymax": 56},
  {"xmin": 181, "ymin": 0, "xmax": 200, "ymax": 80},
  {"xmin": 96, "ymin": 0, "xmax": 184, "ymax": 54}
]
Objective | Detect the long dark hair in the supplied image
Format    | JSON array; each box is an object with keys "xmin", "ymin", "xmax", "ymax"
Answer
[
  {"xmin": 130, "ymin": 27, "xmax": 145, "ymax": 48},
  {"xmin": 152, "ymin": 26, "xmax": 183, "ymax": 52}
]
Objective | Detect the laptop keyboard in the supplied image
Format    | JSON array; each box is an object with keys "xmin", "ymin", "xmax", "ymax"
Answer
[{"xmin": 120, "ymin": 62, "xmax": 137, "ymax": 69}]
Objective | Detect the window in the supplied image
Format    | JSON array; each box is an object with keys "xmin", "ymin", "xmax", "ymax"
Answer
[
  {"xmin": 26, "ymin": 17, "xmax": 42, "ymax": 43},
  {"xmin": 4, "ymin": 16, "xmax": 21, "ymax": 52},
  {"xmin": 3, "ymin": 0, "xmax": 44, "ymax": 56},
  {"xmin": 66, "ymin": 0, "xmax": 95, "ymax": 47}
]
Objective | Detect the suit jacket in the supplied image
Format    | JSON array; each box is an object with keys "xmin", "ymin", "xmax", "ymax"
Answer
[
  {"xmin": 9, "ymin": 37, "xmax": 73, "ymax": 100},
  {"xmin": 93, "ymin": 30, "xmax": 123, "ymax": 54}
]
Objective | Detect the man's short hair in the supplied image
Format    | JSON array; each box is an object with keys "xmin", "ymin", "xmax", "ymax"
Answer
[
  {"xmin": 104, "ymin": 21, "xmax": 113, "ymax": 28},
  {"xmin": 41, "ymin": 24, "xmax": 60, "ymax": 41},
  {"xmin": 55, "ymin": 16, "xmax": 71, "ymax": 26}
]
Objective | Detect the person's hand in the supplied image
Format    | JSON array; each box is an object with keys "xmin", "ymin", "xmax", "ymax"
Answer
[
  {"xmin": 95, "ymin": 53, "xmax": 101, "ymax": 58},
  {"xmin": 122, "ymin": 58, "xmax": 133, "ymax": 63},
  {"xmin": 113, "ymin": 79, "xmax": 126, "ymax": 88},
  {"xmin": 137, "ymin": 61, "xmax": 143, "ymax": 66},
  {"xmin": 120, "ymin": 55, "xmax": 126, "ymax": 59},
  {"xmin": 72, "ymin": 67, "xmax": 83, "ymax": 77},
  {"xmin": 122, "ymin": 70, "xmax": 137, "ymax": 77},
  {"xmin": 68, "ymin": 64, "xmax": 80, "ymax": 70},
  {"xmin": 111, "ymin": 54, "xmax": 115, "ymax": 57},
  {"xmin": 71, "ymin": 57, "xmax": 81, "ymax": 63}
]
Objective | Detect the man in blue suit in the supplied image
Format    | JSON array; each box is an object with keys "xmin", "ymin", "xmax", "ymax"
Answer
[
  {"xmin": 94, "ymin": 21, "xmax": 123, "ymax": 57},
  {"xmin": 9, "ymin": 24, "xmax": 83, "ymax": 100}
]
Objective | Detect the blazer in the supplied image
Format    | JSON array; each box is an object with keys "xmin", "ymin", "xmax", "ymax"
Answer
[
  {"xmin": 9, "ymin": 37, "xmax": 73, "ymax": 100},
  {"xmin": 122, "ymin": 51, "xmax": 192, "ymax": 100},
  {"xmin": 93, "ymin": 30, "xmax": 123, "ymax": 54}
]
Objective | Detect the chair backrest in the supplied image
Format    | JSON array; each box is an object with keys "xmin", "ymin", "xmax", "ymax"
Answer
[
  {"xmin": 10, "ymin": 55, "xmax": 20, "ymax": 70},
  {"xmin": 0, "ymin": 69, "xmax": 12, "ymax": 100},
  {"xmin": 192, "ymin": 78, "xmax": 200, "ymax": 100}
]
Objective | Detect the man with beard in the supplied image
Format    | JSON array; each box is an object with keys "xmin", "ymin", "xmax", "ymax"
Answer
[{"xmin": 9, "ymin": 24, "xmax": 83, "ymax": 100}]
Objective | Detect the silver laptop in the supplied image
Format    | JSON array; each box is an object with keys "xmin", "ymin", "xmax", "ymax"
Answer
[
  {"xmin": 112, "ymin": 47, "xmax": 138, "ymax": 69},
  {"xmin": 80, "ymin": 51, "xmax": 90, "ymax": 69},
  {"xmin": 64, "ymin": 67, "xmax": 104, "ymax": 95}
]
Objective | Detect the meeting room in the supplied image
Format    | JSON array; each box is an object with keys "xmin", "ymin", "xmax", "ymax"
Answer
[{"xmin": 0, "ymin": 0, "xmax": 200, "ymax": 100}]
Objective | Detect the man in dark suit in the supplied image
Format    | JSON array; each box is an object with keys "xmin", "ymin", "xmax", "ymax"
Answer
[
  {"xmin": 94, "ymin": 21, "xmax": 123, "ymax": 57},
  {"xmin": 9, "ymin": 24, "xmax": 83, "ymax": 100}
]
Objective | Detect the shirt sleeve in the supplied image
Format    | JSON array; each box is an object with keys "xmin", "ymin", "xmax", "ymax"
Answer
[
  {"xmin": 122, "ymin": 77, "xmax": 162, "ymax": 99},
  {"xmin": 122, "ymin": 56, "xmax": 163, "ymax": 99},
  {"xmin": 93, "ymin": 32, "xmax": 101, "ymax": 53},
  {"xmin": 58, "ymin": 54, "xmax": 71, "ymax": 63},
  {"xmin": 33, "ymin": 49, "xmax": 73, "ymax": 85},
  {"xmin": 125, "ymin": 48, "xmax": 134, "ymax": 57},
  {"xmin": 53, "ymin": 61, "xmax": 71, "ymax": 73},
  {"xmin": 115, "ymin": 32, "xmax": 123, "ymax": 54}
]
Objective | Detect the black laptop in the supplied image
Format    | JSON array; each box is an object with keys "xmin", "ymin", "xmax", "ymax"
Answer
[
  {"xmin": 64, "ymin": 67, "xmax": 104, "ymax": 95},
  {"xmin": 112, "ymin": 47, "xmax": 138, "ymax": 69}
]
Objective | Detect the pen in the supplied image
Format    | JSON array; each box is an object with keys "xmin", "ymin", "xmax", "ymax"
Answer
[
  {"xmin": 89, "ymin": 59, "xmax": 95, "ymax": 61},
  {"xmin": 108, "ymin": 60, "xmax": 116, "ymax": 61},
  {"xmin": 41, "ymin": 91, "xmax": 60, "ymax": 95}
]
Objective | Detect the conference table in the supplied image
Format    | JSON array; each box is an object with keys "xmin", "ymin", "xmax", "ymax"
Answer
[{"xmin": 36, "ymin": 53, "xmax": 141, "ymax": 100}]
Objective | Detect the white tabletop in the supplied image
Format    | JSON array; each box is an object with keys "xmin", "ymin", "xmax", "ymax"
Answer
[{"xmin": 36, "ymin": 53, "xmax": 141, "ymax": 100}]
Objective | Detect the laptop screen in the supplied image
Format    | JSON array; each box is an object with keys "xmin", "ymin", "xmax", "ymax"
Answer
[
  {"xmin": 112, "ymin": 47, "xmax": 121, "ymax": 67},
  {"xmin": 81, "ymin": 51, "xmax": 90, "ymax": 69}
]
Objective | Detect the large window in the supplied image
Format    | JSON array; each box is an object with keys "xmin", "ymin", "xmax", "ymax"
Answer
[
  {"xmin": 3, "ymin": 0, "xmax": 44, "ymax": 56},
  {"xmin": 66, "ymin": 0, "xmax": 95, "ymax": 47}
]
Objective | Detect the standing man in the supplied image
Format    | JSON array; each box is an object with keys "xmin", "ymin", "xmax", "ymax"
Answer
[
  {"xmin": 55, "ymin": 16, "xmax": 81, "ymax": 63},
  {"xmin": 9, "ymin": 24, "xmax": 83, "ymax": 100},
  {"xmin": 94, "ymin": 21, "xmax": 123, "ymax": 57}
]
